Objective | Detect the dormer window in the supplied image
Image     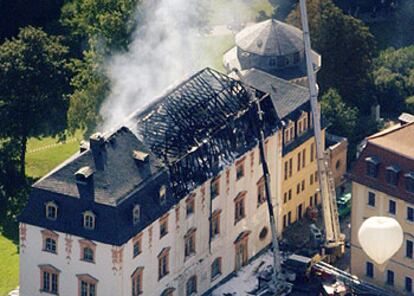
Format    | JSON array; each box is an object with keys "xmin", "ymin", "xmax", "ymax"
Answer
[
  {"xmin": 284, "ymin": 120, "xmax": 295, "ymax": 144},
  {"xmin": 297, "ymin": 112, "xmax": 308, "ymax": 135},
  {"xmin": 159, "ymin": 185, "xmax": 167, "ymax": 206},
  {"xmin": 75, "ymin": 166, "xmax": 94, "ymax": 184},
  {"xmin": 385, "ymin": 165, "xmax": 400, "ymax": 186},
  {"xmin": 405, "ymin": 172, "xmax": 414, "ymax": 193},
  {"xmin": 45, "ymin": 201, "xmax": 58, "ymax": 220},
  {"xmin": 365, "ymin": 156, "xmax": 380, "ymax": 178},
  {"xmin": 293, "ymin": 52, "xmax": 300, "ymax": 64},
  {"xmin": 83, "ymin": 211, "xmax": 96, "ymax": 230},
  {"xmin": 133, "ymin": 205, "xmax": 140, "ymax": 225}
]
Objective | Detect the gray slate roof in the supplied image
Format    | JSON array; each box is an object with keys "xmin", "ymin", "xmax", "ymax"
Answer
[
  {"xmin": 34, "ymin": 127, "xmax": 165, "ymax": 206},
  {"xmin": 241, "ymin": 68, "xmax": 310, "ymax": 119},
  {"xmin": 235, "ymin": 19, "xmax": 304, "ymax": 56}
]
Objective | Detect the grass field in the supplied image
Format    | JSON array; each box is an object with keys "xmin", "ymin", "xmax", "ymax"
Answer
[
  {"xmin": 26, "ymin": 130, "xmax": 83, "ymax": 179},
  {"xmin": 210, "ymin": 0, "xmax": 273, "ymax": 25},
  {"xmin": 0, "ymin": 235, "xmax": 18, "ymax": 296}
]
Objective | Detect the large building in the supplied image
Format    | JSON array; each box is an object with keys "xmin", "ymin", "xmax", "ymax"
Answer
[
  {"xmin": 19, "ymin": 19, "xmax": 324, "ymax": 296},
  {"xmin": 350, "ymin": 120, "xmax": 414, "ymax": 294}
]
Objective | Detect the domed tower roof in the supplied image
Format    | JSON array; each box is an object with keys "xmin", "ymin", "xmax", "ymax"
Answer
[{"xmin": 235, "ymin": 19, "xmax": 304, "ymax": 56}]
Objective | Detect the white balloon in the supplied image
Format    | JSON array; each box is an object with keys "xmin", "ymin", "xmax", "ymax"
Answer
[{"xmin": 358, "ymin": 216, "xmax": 403, "ymax": 265}]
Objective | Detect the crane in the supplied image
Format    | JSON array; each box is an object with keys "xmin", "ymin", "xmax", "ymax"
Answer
[{"xmin": 299, "ymin": 0, "xmax": 345, "ymax": 257}]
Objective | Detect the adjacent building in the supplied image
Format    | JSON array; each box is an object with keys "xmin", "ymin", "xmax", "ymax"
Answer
[{"xmin": 350, "ymin": 121, "xmax": 414, "ymax": 294}]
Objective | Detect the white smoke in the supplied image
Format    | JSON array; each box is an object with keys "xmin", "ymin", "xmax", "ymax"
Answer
[
  {"xmin": 99, "ymin": 0, "xmax": 214, "ymax": 131},
  {"xmin": 99, "ymin": 0, "xmax": 266, "ymax": 131}
]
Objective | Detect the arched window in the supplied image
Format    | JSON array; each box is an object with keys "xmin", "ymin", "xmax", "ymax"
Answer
[
  {"xmin": 133, "ymin": 205, "xmax": 140, "ymax": 225},
  {"xmin": 45, "ymin": 238, "xmax": 57, "ymax": 253},
  {"xmin": 186, "ymin": 276, "xmax": 197, "ymax": 296},
  {"xmin": 45, "ymin": 201, "xmax": 58, "ymax": 220},
  {"xmin": 83, "ymin": 211, "xmax": 96, "ymax": 230},
  {"xmin": 83, "ymin": 247, "xmax": 94, "ymax": 262},
  {"xmin": 211, "ymin": 258, "xmax": 222, "ymax": 280}
]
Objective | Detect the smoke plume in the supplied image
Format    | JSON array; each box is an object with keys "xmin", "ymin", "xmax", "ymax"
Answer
[{"xmin": 99, "ymin": 0, "xmax": 214, "ymax": 131}]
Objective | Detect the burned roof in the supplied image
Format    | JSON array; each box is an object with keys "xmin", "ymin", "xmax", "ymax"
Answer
[
  {"xmin": 239, "ymin": 68, "xmax": 310, "ymax": 119},
  {"xmin": 130, "ymin": 68, "xmax": 259, "ymax": 163}
]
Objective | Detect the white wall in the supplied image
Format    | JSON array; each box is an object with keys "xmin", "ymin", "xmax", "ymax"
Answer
[{"xmin": 20, "ymin": 132, "xmax": 282, "ymax": 296}]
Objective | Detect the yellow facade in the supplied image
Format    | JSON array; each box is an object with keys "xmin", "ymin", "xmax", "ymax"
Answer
[
  {"xmin": 351, "ymin": 181, "xmax": 414, "ymax": 295},
  {"xmin": 277, "ymin": 112, "xmax": 325, "ymax": 232}
]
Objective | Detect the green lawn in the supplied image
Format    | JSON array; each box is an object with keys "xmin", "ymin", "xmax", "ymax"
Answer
[
  {"xmin": 0, "ymin": 235, "xmax": 19, "ymax": 296},
  {"xmin": 210, "ymin": 0, "xmax": 273, "ymax": 25},
  {"xmin": 26, "ymin": 131, "xmax": 83, "ymax": 179},
  {"xmin": 197, "ymin": 34, "xmax": 235, "ymax": 72}
]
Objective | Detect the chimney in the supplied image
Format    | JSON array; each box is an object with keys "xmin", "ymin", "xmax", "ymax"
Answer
[{"xmin": 90, "ymin": 133, "xmax": 105, "ymax": 170}]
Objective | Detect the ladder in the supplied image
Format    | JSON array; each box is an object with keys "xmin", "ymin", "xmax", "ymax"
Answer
[{"xmin": 299, "ymin": 0, "xmax": 344, "ymax": 252}]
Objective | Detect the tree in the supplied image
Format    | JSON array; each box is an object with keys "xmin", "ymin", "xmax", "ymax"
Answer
[
  {"xmin": 372, "ymin": 46, "xmax": 414, "ymax": 114},
  {"xmin": 321, "ymin": 88, "xmax": 359, "ymax": 139},
  {"xmin": 0, "ymin": 27, "xmax": 71, "ymax": 176},
  {"xmin": 287, "ymin": 0, "xmax": 376, "ymax": 113}
]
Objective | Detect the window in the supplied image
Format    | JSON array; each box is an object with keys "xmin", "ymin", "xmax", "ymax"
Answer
[
  {"xmin": 284, "ymin": 121, "xmax": 295, "ymax": 144},
  {"xmin": 289, "ymin": 158, "xmax": 293, "ymax": 177},
  {"xmin": 45, "ymin": 238, "xmax": 57, "ymax": 253},
  {"xmin": 133, "ymin": 233, "xmax": 142, "ymax": 258},
  {"xmin": 186, "ymin": 276, "xmax": 197, "ymax": 296},
  {"xmin": 301, "ymin": 180, "xmax": 305, "ymax": 191},
  {"xmin": 283, "ymin": 215, "xmax": 287, "ymax": 229},
  {"xmin": 257, "ymin": 177, "xmax": 266, "ymax": 206},
  {"xmin": 284, "ymin": 192, "xmax": 288, "ymax": 203},
  {"xmin": 83, "ymin": 211, "xmax": 96, "ymax": 230},
  {"xmin": 407, "ymin": 240, "xmax": 413, "ymax": 259},
  {"xmin": 297, "ymin": 152, "xmax": 301, "ymax": 171},
  {"xmin": 77, "ymin": 274, "xmax": 97, "ymax": 296},
  {"xmin": 159, "ymin": 185, "xmax": 167, "ymax": 205},
  {"xmin": 302, "ymin": 149, "xmax": 306, "ymax": 168},
  {"xmin": 186, "ymin": 195, "xmax": 195, "ymax": 217},
  {"xmin": 211, "ymin": 209, "xmax": 221, "ymax": 238},
  {"xmin": 45, "ymin": 201, "xmax": 58, "ymax": 220},
  {"xmin": 161, "ymin": 288, "xmax": 174, "ymax": 296},
  {"xmin": 310, "ymin": 143, "xmax": 315, "ymax": 162},
  {"xmin": 314, "ymin": 171, "xmax": 318, "ymax": 182},
  {"xmin": 236, "ymin": 159, "xmax": 245, "ymax": 180},
  {"xmin": 184, "ymin": 228, "xmax": 196, "ymax": 258},
  {"xmin": 158, "ymin": 247, "xmax": 170, "ymax": 280},
  {"xmin": 284, "ymin": 161, "xmax": 288, "ymax": 180},
  {"xmin": 40, "ymin": 265, "xmax": 59, "ymax": 295},
  {"xmin": 408, "ymin": 207, "xmax": 414, "ymax": 222},
  {"xmin": 385, "ymin": 166, "xmax": 400, "ymax": 186},
  {"xmin": 386, "ymin": 270, "xmax": 394, "ymax": 286},
  {"xmin": 288, "ymin": 189, "xmax": 292, "ymax": 201},
  {"xmin": 211, "ymin": 176, "xmax": 220, "ymax": 199},
  {"xmin": 309, "ymin": 196, "xmax": 313, "ymax": 207},
  {"xmin": 41, "ymin": 229, "xmax": 58, "ymax": 254},
  {"xmin": 405, "ymin": 173, "xmax": 414, "ymax": 193},
  {"xmin": 234, "ymin": 231, "xmax": 249, "ymax": 270},
  {"xmin": 79, "ymin": 239, "xmax": 96, "ymax": 263},
  {"xmin": 368, "ymin": 192, "xmax": 376, "ymax": 207},
  {"xmin": 314, "ymin": 193, "xmax": 318, "ymax": 205},
  {"xmin": 389, "ymin": 200, "xmax": 396, "ymax": 215},
  {"xmin": 366, "ymin": 262, "xmax": 374, "ymax": 278},
  {"xmin": 133, "ymin": 205, "xmax": 140, "ymax": 225},
  {"xmin": 277, "ymin": 56, "xmax": 285, "ymax": 67},
  {"xmin": 211, "ymin": 258, "xmax": 222, "ymax": 280},
  {"xmin": 288, "ymin": 211, "xmax": 292, "ymax": 225},
  {"xmin": 310, "ymin": 174, "xmax": 314, "ymax": 185},
  {"xmin": 83, "ymin": 247, "xmax": 94, "ymax": 262},
  {"xmin": 365, "ymin": 156, "xmax": 380, "ymax": 178},
  {"xmin": 259, "ymin": 227, "xmax": 268, "ymax": 240},
  {"xmin": 269, "ymin": 58, "xmax": 276, "ymax": 67},
  {"xmin": 234, "ymin": 192, "xmax": 246, "ymax": 224},
  {"xmin": 296, "ymin": 183, "xmax": 300, "ymax": 194},
  {"xmin": 131, "ymin": 267, "xmax": 144, "ymax": 296},
  {"xmin": 406, "ymin": 277, "xmax": 413, "ymax": 293},
  {"xmin": 159, "ymin": 214, "xmax": 169, "ymax": 238}
]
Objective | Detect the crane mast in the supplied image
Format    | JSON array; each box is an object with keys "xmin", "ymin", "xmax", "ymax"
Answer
[{"xmin": 299, "ymin": 0, "xmax": 344, "ymax": 251}]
